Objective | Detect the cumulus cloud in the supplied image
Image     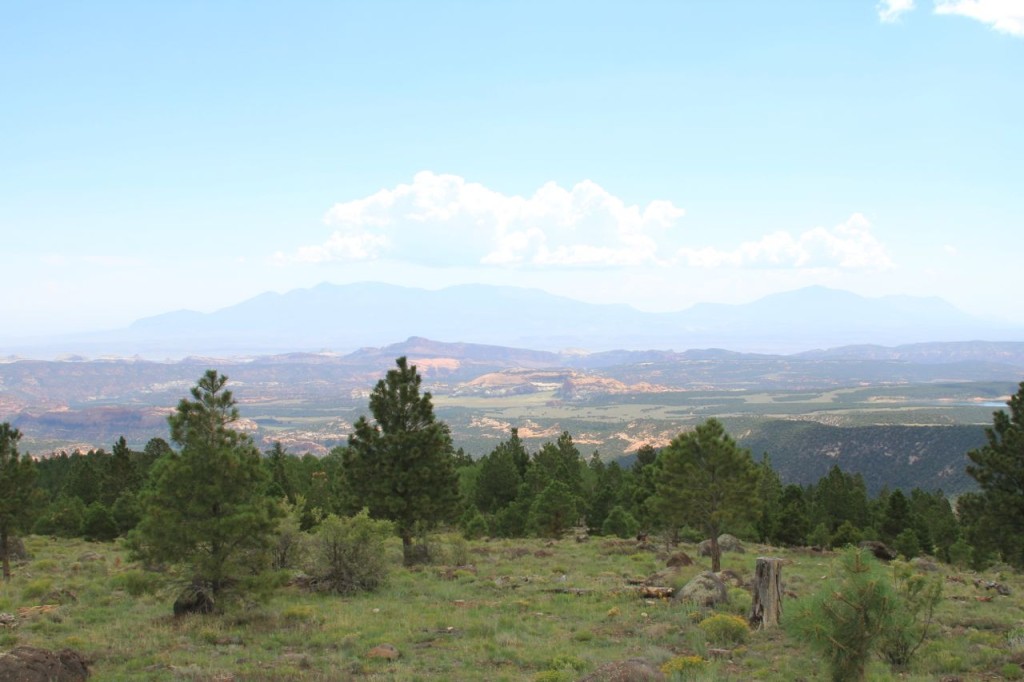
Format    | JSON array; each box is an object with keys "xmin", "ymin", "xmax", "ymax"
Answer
[
  {"xmin": 278, "ymin": 171, "xmax": 686, "ymax": 268},
  {"xmin": 878, "ymin": 0, "xmax": 917, "ymax": 23},
  {"xmin": 277, "ymin": 173, "xmax": 892, "ymax": 273},
  {"xmin": 676, "ymin": 213, "xmax": 893, "ymax": 271},
  {"xmin": 934, "ymin": 0, "xmax": 1024, "ymax": 36}
]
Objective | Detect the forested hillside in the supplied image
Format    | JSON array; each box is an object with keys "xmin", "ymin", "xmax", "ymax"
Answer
[{"xmin": 737, "ymin": 422, "xmax": 985, "ymax": 495}]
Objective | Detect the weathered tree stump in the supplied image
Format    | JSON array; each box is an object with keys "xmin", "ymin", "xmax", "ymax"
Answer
[{"xmin": 749, "ymin": 557, "xmax": 783, "ymax": 629}]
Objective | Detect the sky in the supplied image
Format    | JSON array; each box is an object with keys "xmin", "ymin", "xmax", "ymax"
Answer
[{"xmin": 2, "ymin": 0, "xmax": 1022, "ymax": 338}]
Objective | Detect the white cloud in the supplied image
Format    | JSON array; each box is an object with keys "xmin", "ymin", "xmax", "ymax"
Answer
[
  {"xmin": 676, "ymin": 213, "xmax": 893, "ymax": 271},
  {"xmin": 934, "ymin": 0, "xmax": 1024, "ymax": 36},
  {"xmin": 278, "ymin": 171, "xmax": 686, "ymax": 268},
  {"xmin": 277, "ymin": 173, "xmax": 892, "ymax": 273},
  {"xmin": 878, "ymin": 0, "xmax": 917, "ymax": 23}
]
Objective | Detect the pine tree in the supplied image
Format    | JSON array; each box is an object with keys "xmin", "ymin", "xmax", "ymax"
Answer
[
  {"xmin": 0, "ymin": 423, "xmax": 36, "ymax": 581},
  {"xmin": 131, "ymin": 371, "xmax": 279, "ymax": 596},
  {"xmin": 343, "ymin": 357, "xmax": 460, "ymax": 564},
  {"xmin": 474, "ymin": 430, "xmax": 527, "ymax": 514},
  {"xmin": 653, "ymin": 419, "xmax": 759, "ymax": 571},
  {"xmin": 962, "ymin": 381, "xmax": 1024, "ymax": 567}
]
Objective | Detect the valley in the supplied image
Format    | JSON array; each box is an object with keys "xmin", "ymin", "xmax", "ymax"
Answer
[{"xmin": 2, "ymin": 338, "xmax": 1021, "ymax": 494}]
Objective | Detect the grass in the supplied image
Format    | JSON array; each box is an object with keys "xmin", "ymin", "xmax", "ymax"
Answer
[{"xmin": 1, "ymin": 534, "xmax": 1023, "ymax": 680}]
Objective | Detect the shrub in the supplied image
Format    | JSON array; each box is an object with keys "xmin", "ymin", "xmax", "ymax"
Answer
[
  {"xmin": 82, "ymin": 502, "xmax": 119, "ymax": 541},
  {"xmin": 947, "ymin": 536, "xmax": 973, "ymax": 569},
  {"xmin": 698, "ymin": 613, "xmax": 749, "ymax": 646},
  {"xmin": 660, "ymin": 655, "xmax": 706, "ymax": 676},
  {"xmin": 601, "ymin": 506, "xmax": 639, "ymax": 539},
  {"xmin": 271, "ymin": 498, "xmax": 307, "ymax": 570},
  {"xmin": 893, "ymin": 529, "xmax": 921, "ymax": 559},
  {"xmin": 461, "ymin": 509, "xmax": 488, "ymax": 540},
  {"xmin": 305, "ymin": 510, "xmax": 393, "ymax": 595},
  {"xmin": 446, "ymin": 535, "xmax": 470, "ymax": 566},
  {"xmin": 808, "ymin": 522, "xmax": 831, "ymax": 548},
  {"xmin": 1001, "ymin": 663, "xmax": 1024, "ymax": 681},
  {"xmin": 725, "ymin": 587, "xmax": 753, "ymax": 617},
  {"xmin": 830, "ymin": 521, "xmax": 863, "ymax": 549},
  {"xmin": 877, "ymin": 561, "xmax": 942, "ymax": 669}
]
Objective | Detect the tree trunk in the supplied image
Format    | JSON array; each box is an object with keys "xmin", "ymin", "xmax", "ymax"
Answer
[
  {"xmin": 749, "ymin": 556, "xmax": 783, "ymax": 629},
  {"xmin": 1, "ymin": 527, "xmax": 10, "ymax": 582},
  {"xmin": 709, "ymin": 533, "xmax": 721, "ymax": 572}
]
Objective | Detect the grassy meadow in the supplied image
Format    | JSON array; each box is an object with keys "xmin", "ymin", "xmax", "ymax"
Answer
[{"xmin": 2, "ymin": 534, "xmax": 1024, "ymax": 681}]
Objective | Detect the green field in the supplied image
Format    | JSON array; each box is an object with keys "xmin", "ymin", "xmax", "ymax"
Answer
[{"xmin": 2, "ymin": 534, "xmax": 1023, "ymax": 680}]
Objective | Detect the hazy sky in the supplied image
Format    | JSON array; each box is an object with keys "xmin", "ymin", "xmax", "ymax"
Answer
[{"xmin": 2, "ymin": 1, "xmax": 1022, "ymax": 337}]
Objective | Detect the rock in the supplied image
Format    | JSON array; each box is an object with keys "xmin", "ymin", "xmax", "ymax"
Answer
[
  {"xmin": 0, "ymin": 645, "xmax": 90, "ymax": 681},
  {"xmin": 698, "ymin": 534, "xmax": 745, "ymax": 556},
  {"xmin": 173, "ymin": 582, "xmax": 215, "ymax": 617},
  {"xmin": 577, "ymin": 658, "xmax": 665, "ymax": 681},
  {"xmin": 76, "ymin": 552, "xmax": 103, "ymax": 563},
  {"xmin": 858, "ymin": 541, "xmax": 897, "ymax": 562},
  {"xmin": 715, "ymin": 568, "xmax": 745, "ymax": 588},
  {"xmin": 0, "ymin": 613, "xmax": 17, "ymax": 629},
  {"xmin": 674, "ymin": 571, "xmax": 728, "ymax": 607},
  {"xmin": 911, "ymin": 557, "xmax": 939, "ymax": 572},
  {"xmin": 366, "ymin": 644, "xmax": 400, "ymax": 660},
  {"xmin": 666, "ymin": 552, "xmax": 693, "ymax": 568},
  {"xmin": 717, "ymin": 534, "xmax": 744, "ymax": 552}
]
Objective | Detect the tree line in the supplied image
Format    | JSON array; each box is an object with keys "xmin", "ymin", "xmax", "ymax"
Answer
[{"xmin": 2, "ymin": 358, "xmax": 1022, "ymax": 593}]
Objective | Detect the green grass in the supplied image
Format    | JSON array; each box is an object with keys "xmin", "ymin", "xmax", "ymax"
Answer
[{"xmin": 2, "ymin": 534, "xmax": 1023, "ymax": 680}]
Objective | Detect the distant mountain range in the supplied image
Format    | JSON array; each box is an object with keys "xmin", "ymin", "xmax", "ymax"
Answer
[{"xmin": 4, "ymin": 282, "xmax": 1022, "ymax": 359}]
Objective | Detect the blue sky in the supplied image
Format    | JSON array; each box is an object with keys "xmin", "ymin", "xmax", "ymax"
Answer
[{"xmin": 2, "ymin": 1, "xmax": 1022, "ymax": 338}]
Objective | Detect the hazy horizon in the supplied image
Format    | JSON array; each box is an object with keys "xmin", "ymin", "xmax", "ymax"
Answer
[{"xmin": 4, "ymin": 2, "xmax": 1023, "ymax": 338}]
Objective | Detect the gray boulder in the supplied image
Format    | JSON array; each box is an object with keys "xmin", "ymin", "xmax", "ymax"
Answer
[
  {"xmin": 674, "ymin": 571, "xmax": 728, "ymax": 607},
  {"xmin": 698, "ymin": 534, "xmax": 745, "ymax": 556}
]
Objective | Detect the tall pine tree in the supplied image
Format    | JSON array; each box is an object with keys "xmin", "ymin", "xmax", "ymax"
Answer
[
  {"xmin": 132, "ymin": 371, "xmax": 279, "ymax": 596},
  {"xmin": 343, "ymin": 357, "xmax": 460, "ymax": 564},
  {"xmin": 0, "ymin": 423, "xmax": 36, "ymax": 581},
  {"xmin": 653, "ymin": 419, "xmax": 759, "ymax": 571}
]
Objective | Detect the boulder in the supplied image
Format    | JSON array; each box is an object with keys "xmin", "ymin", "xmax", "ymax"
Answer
[
  {"xmin": 173, "ymin": 582, "xmax": 215, "ymax": 617},
  {"xmin": 858, "ymin": 541, "xmax": 897, "ymax": 562},
  {"xmin": 698, "ymin": 534, "xmax": 745, "ymax": 556},
  {"xmin": 715, "ymin": 568, "xmax": 745, "ymax": 588},
  {"xmin": 577, "ymin": 658, "xmax": 665, "ymax": 681},
  {"xmin": 0, "ymin": 646, "xmax": 89, "ymax": 681},
  {"xmin": 674, "ymin": 571, "xmax": 728, "ymax": 607},
  {"xmin": 666, "ymin": 552, "xmax": 693, "ymax": 568}
]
